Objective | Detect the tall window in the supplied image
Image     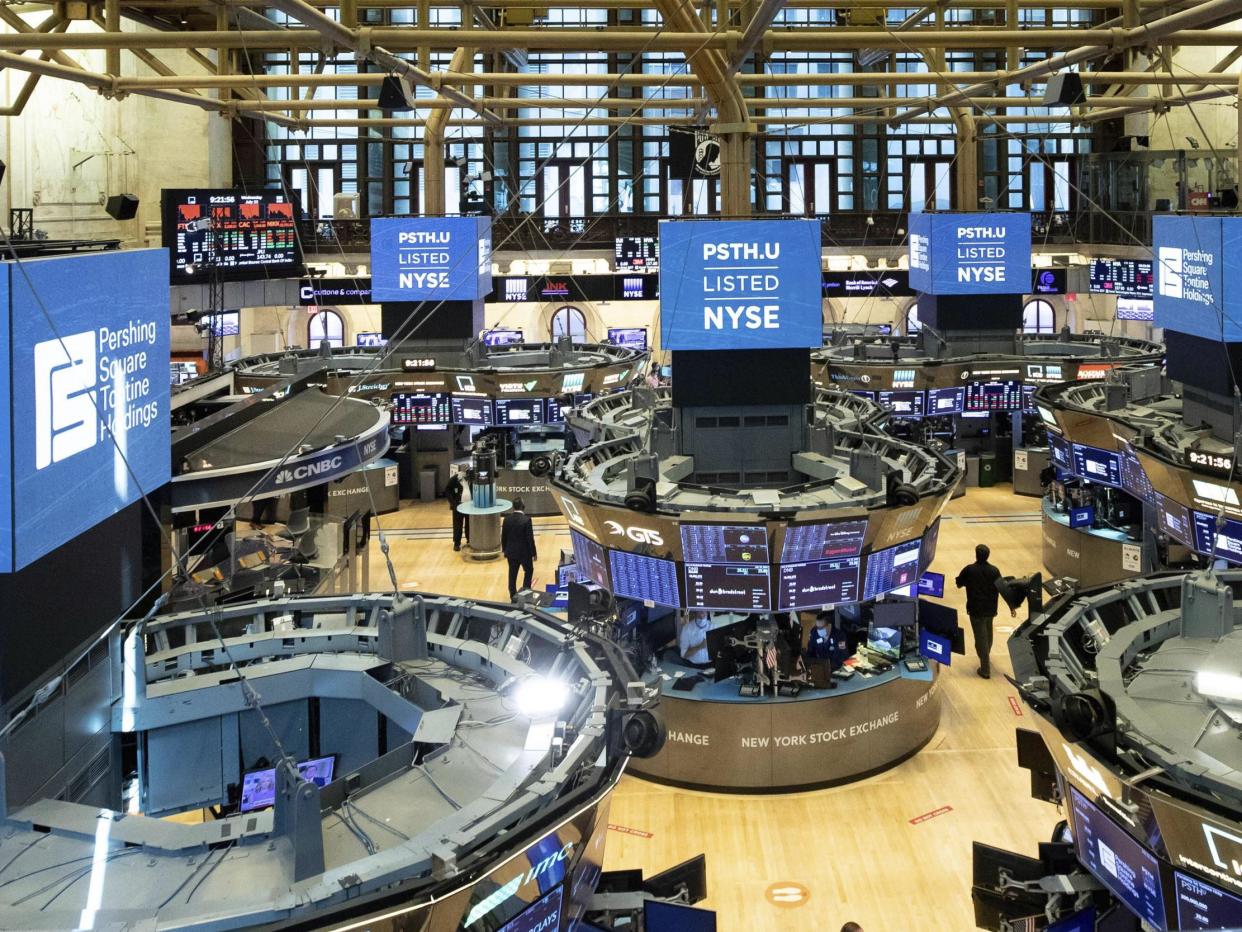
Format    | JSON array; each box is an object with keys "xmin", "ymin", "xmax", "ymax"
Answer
[
  {"xmin": 903, "ymin": 302, "xmax": 922, "ymax": 335},
  {"xmin": 550, "ymin": 305, "xmax": 588, "ymax": 342},
  {"xmin": 1022, "ymin": 299, "xmax": 1055, "ymax": 334},
  {"xmin": 308, "ymin": 309, "xmax": 345, "ymax": 348}
]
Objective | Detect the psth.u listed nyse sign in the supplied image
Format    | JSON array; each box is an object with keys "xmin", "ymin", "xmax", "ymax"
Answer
[
  {"xmin": 908, "ymin": 212, "xmax": 1032, "ymax": 296},
  {"xmin": 658, "ymin": 219, "xmax": 823, "ymax": 351}
]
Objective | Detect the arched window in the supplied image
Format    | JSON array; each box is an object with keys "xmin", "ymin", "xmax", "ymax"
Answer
[
  {"xmin": 550, "ymin": 305, "xmax": 588, "ymax": 342},
  {"xmin": 903, "ymin": 301, "xmax": 922, "ymax": 335},
  {"xmin": 1022, "ymin": 299, "xmax": 1056, "ymax": 334},
  {"xmin": 308, "ymin": 309, "xmax": 345, "ymax": 348}
]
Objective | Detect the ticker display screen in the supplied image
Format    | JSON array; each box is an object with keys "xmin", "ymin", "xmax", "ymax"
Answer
[
  {"xmin": 684, "ymin": 563, "xmax": 771, "ymax": 611},
  {"xmin": 1191, "ymin": 511, "xmax": 1242, "ymax": 563},
  {"xmin": 163, "ymin": 189, "xmax": 301, "ymax": 283},
  {"xmin": 1068, "ymin": 787, "xmax": 1168, "ymax": 928},
  {"xmin": 615, "ymin": 235, "xmax": 659, "ymax": 271},
  {"xmin": 680, "ymin": 524, "xmax": 769, "ymax": 564},
  {"xmin": 862, "ymin": 537, "xmax": 922, "ymax": 600},
  {"xmin": 1174, "ymin": 871, "xmax": 1242, "ymax": 930},
  {"xmin": 776, "ymin": 557, "xmax": 860, "ymax": 610},
  {"xmin": 964, "ymin": 380, "xmax": 1024, "ymax": 412},
  {"xmin": 1089, "ymin": 258, "xmax": 1154, "ymax": 299},
  {"xmin": 780, "ymin": 520, "xmax": 868, "ymax": 563},
  {"xmin": 570, "ymin": 530, "xmax": 610, "ymax": 589},
  {"xmin": 1048, "ymin": 433, "xmax": 1072, "ymax": 471},
  {"xmin": 494, "ymin": 398, "xmax": 545, "ymax": 426},
  {"xmin": 1119, "ymin": 442, "xmax": 1153, "ymax": 503},
  {"xmin": 391, "ymin": 392, "xmax": 450, "ymax": 426},
  {"xmin": 1071, "ymin": 443, "xmax": 1122, "ymax": 488},
  {"xmin": 926, "ymin": 386, "xmax": 965, "ymax": 416},
  {"xmin": 877, "ymin": 390, "xmax": 925, "ymax": 418},
  {"xmin": 1157, "ymin": 493, "xmax": 1194, "ymax": 546},
  {"xmin": 451, "ymin": 394, "xmax": 493, "ymax": 427},
  {"xmin": 608, "ymin": 550, "xmax": 681, "ymax": 606}
]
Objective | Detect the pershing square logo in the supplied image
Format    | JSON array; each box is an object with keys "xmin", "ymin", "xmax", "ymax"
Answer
[{"xmin": 34, "ymin": 331, "xmax": 97, "ymax": 469}]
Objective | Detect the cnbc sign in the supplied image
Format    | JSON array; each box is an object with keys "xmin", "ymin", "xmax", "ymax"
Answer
[
  {"xmin": 657, "ymin": 218, "xmax": 822, "ymax": 350},
  {"xmin": 1153, "ymin": 215, "xmax": 1242, "ymax": 341},
  {"xmin": 908, "ymin": 212, "xmax": 1032, "ymax": 295},
  {"xmin": 2, "ymin": 250, "xmax": 170, "ymax": 571}
]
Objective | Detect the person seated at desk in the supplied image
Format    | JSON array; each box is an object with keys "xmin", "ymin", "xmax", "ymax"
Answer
[{"xmin": 805, "ymin": 612, "xmax": 850, "ymax": 689}]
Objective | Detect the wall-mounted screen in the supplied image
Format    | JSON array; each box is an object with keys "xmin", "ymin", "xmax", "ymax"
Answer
[
  {"xmin": 684, "ymin": 563, "xmax": 771, "ymax": 611},
  {"xmin": 1071, "ymin": 443, "xmax": 1122, "ymax": 487},
  {"xmin": 1157, "ymin": 493, "xmax": 1194, "ymax": 546},
  {"xmin": 616, "ymin": 235, "xmax": 659, "ymax": 271},
  {"xmin": 450, "ymin": 394, "xmax": 493, "ymax": 427},
  {"xmin": 917, "ymin": 572, "xmax": 945, "ymax": 598},
  {"xmin": 850, "ymin": 390, "xmax": 876, "ymax": 402},
  {"xmin": 1068, "ymin": 786, "xmax": 1168, "ymax": 929},
  {"xmin": 608, "ymin": 550, "xmax": 680, "ymax": 606},
  {"xmin": 1118, "ymin": 442, "xmax": 1153, "ymax": 503},
  {"xmin": 877, "ymin": 389, "xmax": 925, "ymax": 418},
  {"xmin": 482, "ymin": 329, "xmax": 524, "ymax": 346},
  {"xmin": 680, "ymin": 524, "xmax": 769, "ymax": 564},
  {"xmin": 1117, "ymin": 297, "xmax": 1155, "ymax": 321},
  {"xmin": 926, "ymin": 386, "xmax": 965, "ymax": 416},
  {"xmin": 964, "ymin": 380, "xmax": 1024, "ymax": 412},
  {"xmin": 493, "ymin": 398, "xmax": 544, "ymax": 426},
  {"xmin": 391, "ymin": 392, "xmax": 450, "ymax": 426},
  {"xmin": 607, "ymin": 327, "xmax": 649, "ymax": 351},
  {"xmin": 240, "ymin": 756, "xmax": 336, "ymax": 813},
  {"xmin": 570, "ymin": 530, "xmax": 610, "ymax": 589},
  {"xmin": 1191, "ymin": 511, "xmax": 1242, "ymax": 563},
  {"xmin": 862, "ymin": 537, "xmax": 922, "ymax": 600},
  {"xmin": 780, "ymin": 519, "xmax": 868, "ymax": 563},
  {"xmin": 1174, "ymin": 870, "xmax": 1242, "ymax": 930},
  {"xmin": 1048, "ymin": 433, "xmax": 1072, "ymax": 471},
  {"xmin": 1089, "ymin": 258, "xmax": 1155, "ymax": 299},
  {"xmin": 776, "ymin": 557, "xmax": 860, "ymax": 609},
  {"xmin": 163, "ymin": 189, "xmax": 302, "ymax": 283},
  {"xmin": 355, "ymin": 332, "xmax": 386, "ymax": 347},
  {"xmin": 616, "ymin": 275, "xmax": 658, "ymax": 301}
]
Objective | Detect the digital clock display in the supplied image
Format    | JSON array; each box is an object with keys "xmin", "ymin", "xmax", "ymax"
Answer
[{"xmin": 1188, "ymin": 449, "xmax": 1234, "ymax": 475}]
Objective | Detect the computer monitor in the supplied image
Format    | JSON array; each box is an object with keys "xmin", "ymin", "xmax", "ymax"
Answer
[
  {"xmin": 1068, "ymin": 786, "xmax": 1167, "ymax": 927},
  {"xmin": 872, "ymin": 599, "xmax": 917, "ymax": 628},
  {"xmin": 643, "ymin": 901, "xmax": 715, "ymax": 932},
  {"xmin": 917, "ymin": 572, "xmax": 945, "ymax": 598},
  {"xmin": 355, "ymin": 331, "xmax": 386, "ymax": 347},
  {"xmin": 240, "ymin": 755, "xmax": 337, "ymax": 812},
  {"xmin": 607, "ymin": 327, "xmax": 648, "ymax": 351},
  {"xmin": 482, "ymin": 328, "xmax": 524, "ymax": 346},
  {"xmin": 866, "ymin": 624, "xmax": 902, "ymax": 660}
]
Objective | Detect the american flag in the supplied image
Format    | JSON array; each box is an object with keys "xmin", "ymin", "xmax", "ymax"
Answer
[{"xmin": 765, "ymin": 642, "xmax": 778, "ymax": 672}]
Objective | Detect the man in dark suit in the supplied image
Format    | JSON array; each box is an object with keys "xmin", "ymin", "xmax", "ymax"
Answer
[
  {"xmin": 501, "ymin": 497, "xmax": 537, "ymax": 599},
  {"xmin": 955, "ymin": 543, "xmax": 1015, "ymax": 679},
  {"xmin": 444, "ymin": 468, "xmax": 470, "ymax": 551}
]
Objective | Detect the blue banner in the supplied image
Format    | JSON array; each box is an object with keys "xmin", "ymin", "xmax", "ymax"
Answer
[
  {"xmin": 1153, "ymin": 215, "xmax": 1242, "ymax": 340},
  {"xmin": 658, "ymin": 219, "xmax": 822, "ymax": 350},
  {"xmin": 908, "ymin": 212, "xmax": 1032, "ymax": 295},
  {"xmin": 370, "ymin": 216, "xmax": 492, "ymax": 302},
  {"xmin": 5, "ymin": 250, "xmax": 171, "ymax": 571}
]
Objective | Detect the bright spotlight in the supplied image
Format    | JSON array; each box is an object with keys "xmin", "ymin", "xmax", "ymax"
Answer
[{"xmin": 512, "ymin": 675, "xmax": 571, "ymax": 719}]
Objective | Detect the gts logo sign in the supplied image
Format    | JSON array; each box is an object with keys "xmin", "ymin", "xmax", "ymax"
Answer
[{"xmin": 604, "ymin": 520, "xmax": 664, "ymax": 546}]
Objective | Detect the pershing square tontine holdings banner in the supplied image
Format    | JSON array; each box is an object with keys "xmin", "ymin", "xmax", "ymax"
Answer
[
  {"xmin": 1153, "ymin": 215, "xmax": 1242, "ymax": 342},
  {"xmin": 908, "ymin": 212, "xmax": 1032, "ymax": 295},
  {"xmin": 658, "ymin": 219, "xmax": 823, "ymax": 350},
  {"xmin": 1, "ymin": 249, "xmax": 171, "ymax": 571},
  {"xmin": 370, "ymin": 216, "xmax": 493, "ymax": 302}
]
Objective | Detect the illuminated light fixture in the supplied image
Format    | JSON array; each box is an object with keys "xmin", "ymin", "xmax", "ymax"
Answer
[
  {"xmin": 1193, "ymin": 480, "xmax": 1240, "ymax": 507},
  {"xmin": 512, "ymin": 675, "xmax": 571, "ymax": 719},
  {"xmin": 1196, "ymin": 670, "xmax": 1242, "ymax": 704}
]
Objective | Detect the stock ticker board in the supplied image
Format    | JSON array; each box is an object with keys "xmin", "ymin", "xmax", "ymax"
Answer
[{"xmin": 163, "ymin": 190, "xmax": 302, "ymax": 283}]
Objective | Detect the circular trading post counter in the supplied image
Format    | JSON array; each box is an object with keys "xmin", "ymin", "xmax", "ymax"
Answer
[
  {"xmin": 458, "ymin": 499, "xmax": 512, "ymax": 560},
  {"xmin": 630, "ymin": 665, "xmax": 942, "ymax": 792},
  {"xmin": 1041, "ymin": 498, "xmax": 1145, "ymax": 588}
]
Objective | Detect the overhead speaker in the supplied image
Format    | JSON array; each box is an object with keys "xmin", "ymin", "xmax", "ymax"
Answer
[
  {"xmin": 105, "ymin": 193, "xmax": 139, "ymax": 220},
  {"xmin": 378, "ymin": 74, "xmax": 415, "ymax": 111},
  {"xmin": 1042, "ymin": 72, "xmax": 1085, "ymax": 107}
]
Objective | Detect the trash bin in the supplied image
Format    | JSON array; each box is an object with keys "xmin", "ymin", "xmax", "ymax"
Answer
[
  {"xmin": 418, "ymin": 466, "xmax": 438, "ymax": 503},
  {"xmin": 965, "ymin": 455, "xmax": 980, "ymax": 487},
  {"xmin": 979, "ymin": 453, "xmax": 996, "ymax": 488}
]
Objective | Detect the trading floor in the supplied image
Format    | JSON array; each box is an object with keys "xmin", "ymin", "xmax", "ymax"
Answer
[{"xmin": 372, "ymin": 484, "xmax": 1060, "ymax": 931}]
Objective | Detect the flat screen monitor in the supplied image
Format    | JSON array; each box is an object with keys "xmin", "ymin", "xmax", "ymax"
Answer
[
  {"xmin": 615, "ymin": 235, "xmax": 659, "ymax": 271},
  {"xmin": 494, "ymin": 398, "xmax": 544, "ymax": 426},
  {"xmin": 680, "ymin": 524, "xmax": 769, "ymax": 564},
  {"xmin": 964, "ymin": 381, "xmax": 1024, "ymax": 412},
  {"xmin": 1036, "ymin": 403, "xmax": 1060, "ymax": 430},
  {"xmin": 498, "ymin": 886, "xmax": 565, "ymax": 932},
  {"xmin": 545, "ymin": 396, "xmax": 567, "ymax": 424},
  {"xmin": 483, "ymin": 329, "xmax": 524, "ymax": 346},
  {"xmin": 862, "ymin": 537, "xmax": 922, "ymax": 600},
  {"xmin": 171, "ymin": 361, "xmax": 200, "ymax": 385},
  {"xmin": 917, "ymin": 572, "xmax": 945, "ymax": 598},
  {"xmin": 451, "ymin": 394, "xmax": 494, "ymax": 427},
  {"xmin": 1119, "ymin": 442, "xmax": 1153, "ymax": 502},
  {"xmin": 643, "ymin": 900, "xmax": 715, "ymax": 932},
  {"xmin": 617, "ymin": 275, "xmax": 656, "ymax": 301},
  {"xmin": 1071, "ymin": 443, "xmax": 1122, "ymax": 487},
  {"xmin": 873, "ymin": 599, "xmax": 917, "ymax": 628},
  {"xmin": 684, "ymin": 563, "xmax": 771, "ymax": 611},
  {"xmin": 162, "ymin": 189, "xmax": 301, "ymax": 283},
  {"xmin": 1117, "ymin": 297, "xmax": 1154, "ymax": 321},
  {"xmin": 1048, "ymin": 433, "xmax": 1072, "ymax": 471},
  {"xmin": 607, "ymin": 327, "xmax": 648, "ymax": 350},
  {"xmin": 1089, "ymin": 258, "xmax": 1154, "ymax": 299},
  {"xmin": 1157, "ymin": 493, "xmax": 1193, "ymax": 546},
  {"xmin": 1191, "ymin": 511, "xmax": 1242, "ymax": 563},
  {"xmin": 918, "ymin": 599, "xmax": 959, "ymax": 639},
  {"xmin": 570, "ymin": 530, "xmax": 610, "ymax": 589},
  {"xmin": 240, "ymin": 756, "xmax": 336, "ymax": 812},
  {"xmin": 926, "ymin": 386, "xmax": 965, "ymax": 416},
  {"xmin": 877, "ymin": 389, "xmax": 925, "ymax": 418},
  {"xmin": 355, "ymin": 331, "xmax": 386, "ymax": 347},
  {"xmin": 850, "ymin": 390, "xmax": 876, "ymax": 402},
  {"xmin": 1069, "ymin": 506, "xmax": 1095, "ymax": 529},
  {"xmin": 780, "ymin": 519, "xmax": 868, "ymax": 563},
  {"xmin": 391, "ymin": 392, "xmax": 451, "ymax": 426},
  {"xmin": 1046, "ymin": 908, "xmax": 1096, "ymax": 932},
  {"xmin": 918, "ymin": 628, "xmax": 952, "ymax": 665},
  {"xmin": 866, "ymin": 624, "xmax": 902, "ymax": 660},
  {"xmin": 1021, "ymin": 383, "xmax": 1038, "ymax": 412},
  {"xmin": 1174, "ymin": 870, "xmax": 1242, "ymax": 930},
  {"xmin": 1068, "ymin": 785, "xmax": 1168, "ymax": 929},
  {"xmin": 920, "ymin": 518, "xmax": 941, "ymax": 572},
  {"xmin": 608, "ymin": 550, "xmax": 680, "ymax": 606},
  {"xmin": 775, "ymin": 557, "xmax": 860, "ymax": 610}
]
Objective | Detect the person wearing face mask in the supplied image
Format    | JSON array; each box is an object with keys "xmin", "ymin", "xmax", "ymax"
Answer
[{"xmin": 806, "ymin": 611, "xmax": 841, "ymax": 689}]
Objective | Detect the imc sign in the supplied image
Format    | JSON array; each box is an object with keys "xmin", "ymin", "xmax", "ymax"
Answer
[
  {"xmin": 658, "ymin": 219, "xmax": 822, "ymax": 350},
  {"xmin": 370, "ymin": 216, "xmax": 492, "ymax": 302},
  {"xmin": 908, "ymin": 212, "xmax": 1032, "ymax": 295},
  {"xmin": 1, "ymin": 250, "xmax": 170, "ymax": 571},
  {"xmin": 1153, "ymin": 215, "xmax": 1242, "ymax": 340}
]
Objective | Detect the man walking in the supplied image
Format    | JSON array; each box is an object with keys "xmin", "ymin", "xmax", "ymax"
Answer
[
  {"xmin": 954, "ymin": 543, "xmax": 1015, "ymax": 679},
  {"xmin": 444, "ymin": 467, "xmax": 470, "ymax": 551},
  {"xmin": 501, "ymin": 497, "xmax": 537, "ymax": 599}
]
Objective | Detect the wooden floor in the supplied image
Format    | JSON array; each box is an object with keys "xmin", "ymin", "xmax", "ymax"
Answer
[{"xmin": 366, "ymin": 486, "xmax": 1060, "ymax": 932}]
